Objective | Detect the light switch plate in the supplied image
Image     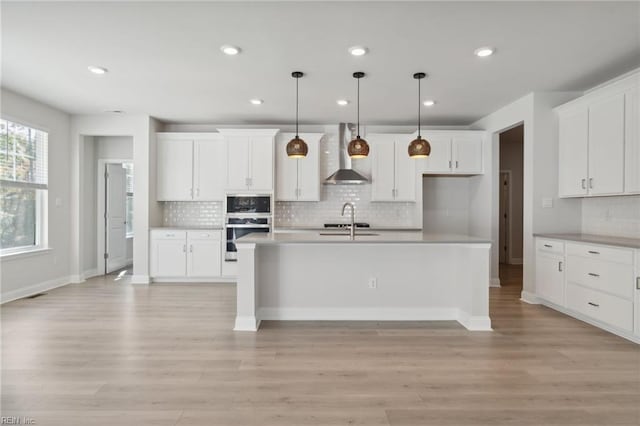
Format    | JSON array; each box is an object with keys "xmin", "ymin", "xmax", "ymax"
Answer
[
  {"xmin": 542, "ymin": 198, "xmax": 553, "ymax": 208},
  {"xmin": 55, "ymin": 197, "xmax": 62, "ymax": 207}
]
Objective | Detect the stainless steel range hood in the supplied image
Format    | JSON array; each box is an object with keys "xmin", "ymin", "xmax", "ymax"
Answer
[{"xmin": 324, "ymin": 123, "xmax": 368, "ymax": 185}]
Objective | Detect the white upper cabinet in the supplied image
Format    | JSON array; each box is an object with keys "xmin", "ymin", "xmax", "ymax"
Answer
[
  {"xmin": 558, "ymin": 108, "xmax": 589, "ymax": 197},
  {"xmin": 219, "ymin": 129, "xmax": 278, "ymax": 192},
  {"xmin": 625, "ymin": 86, "xmax": 640, "ymax": 194},
  {"xmin": 275, "ymin": 133, "xmax": 323, "ymax": 202},
  {"xmin": 557, "ymin": 71, "xmax": 639, "ymax": 198},
  {"xmin": 588, "ymin": 93, "xmax": 625, "ymax": 195},
  {"xmin": 157, "ymin": 133, "xmax": 226, "ymax": 201},
  {"xmin": 369, "ymin": 134, "xmax": 416, "ymax": 202},
  {"xmin": 422, "ymin": 131, "xmax": 484, "ymax": 175}
]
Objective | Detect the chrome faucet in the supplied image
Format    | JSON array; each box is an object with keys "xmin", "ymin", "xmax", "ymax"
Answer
[{"xmin": 341, "ymin": 202, "xmax": 356, "ymax": 240}]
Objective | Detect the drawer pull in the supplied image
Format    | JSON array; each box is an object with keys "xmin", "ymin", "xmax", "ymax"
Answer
[
  {"xmin": 587, "ymin": 250, "xmax": 600, "ymax": 255},
  {"xmin": 587, "ymin": 302, "xmax": 600, "ymax": 307},
  {"xmin": 558, "ymin": 261, "xmax": 563, "ymax": 272},
  {"xmin": 588, "ymin": 273, "xmax": 600, "ymax": 278},
  {"xmin": 544, "ymin": 244, "xmax": 552, "ymax": 248},
  {"xmin": 637, "ymin": 277, "xmax": 640, "ymax": 290}
]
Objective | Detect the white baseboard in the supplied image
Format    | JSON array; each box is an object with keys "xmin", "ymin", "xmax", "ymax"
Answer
[
  {"xmin": 520, "ymin": 290, "xmax": 540, "ymax": 304},
  {"xmin": 151, "ymin": 277, "xmax": 236, "ymax": 284},
  {"xmin": 509, "ymin": 258, "xmax": 523, "ymax": 265},
  {"xmin": 83, "ymin": 268, "xmax": 100, "ymax": 280},
  {"xmin": 490, "ymin": 278, "xmax": 501, "ymax": 288},
  {"xmin": 130, "ymin": 274, "xmax": 150, "ymax": 285},
  {"xmin": 1, "ymin": 275, "xmax": 71, "ymax": 304},
  {"xmin": 258, "ymin": 307, "xmax": 460, "ymax": 322},
  {"xmin": 457, "ymin": 310, "xmax": 493, "ymax": 331},
  {"xmin": 69, "ymin": 274, "xmax": 85, "ymax": 284},
  {"xmin": 234, "ymin": 316, "xmax": 261, "ymax": 331}
]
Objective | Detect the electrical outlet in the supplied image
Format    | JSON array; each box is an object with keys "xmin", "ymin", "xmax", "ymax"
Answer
[{"xmin": 368, "ymin": 278, "xmax": 377, "ymax": 289}]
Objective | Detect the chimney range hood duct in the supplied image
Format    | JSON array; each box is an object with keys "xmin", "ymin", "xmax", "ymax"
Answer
[{"xmin": 324, "ymin": 123, "xmax": 368, "ymax": 185}]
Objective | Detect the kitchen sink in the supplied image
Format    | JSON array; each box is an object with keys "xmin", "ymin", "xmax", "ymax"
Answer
[{"xmin": 319, "ymin": 232, "xmax": 380, "ymax": 236}]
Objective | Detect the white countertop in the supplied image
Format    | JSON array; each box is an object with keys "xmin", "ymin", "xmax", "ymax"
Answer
[
  {"xmin": 237, "ymin": 231, "xmax": 491, "ymax": 245},
  {"xmin": 150, "ymin": 226, "xmax": 223, "ymax": 231},
  {"xmin": 534, "ymin": 233, "xmax": 640, "ymax": 249}
]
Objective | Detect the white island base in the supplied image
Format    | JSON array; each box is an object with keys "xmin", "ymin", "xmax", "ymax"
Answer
[{"xmin": 234, "ymin": 232, "xmax": 492, "ymax": 332}]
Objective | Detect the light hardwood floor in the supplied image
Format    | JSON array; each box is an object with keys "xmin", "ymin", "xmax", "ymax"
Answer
[{"xmin": 1, "ymin": 265, "xmax": 639, "ymax": 425}]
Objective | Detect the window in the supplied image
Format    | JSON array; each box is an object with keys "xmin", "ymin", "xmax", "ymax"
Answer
[
  {"xmin": 0, "ymin": 119, "xmax": 48, "ymax": 255},
  {"xmin": 124, "ymin": 163, "xmax": 133, "ymax": 237}
]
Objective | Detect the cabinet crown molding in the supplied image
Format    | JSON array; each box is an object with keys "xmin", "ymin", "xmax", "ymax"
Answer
[{"xmin": 217, "ymin": 128, "xmax": 280, "ymax": 137}]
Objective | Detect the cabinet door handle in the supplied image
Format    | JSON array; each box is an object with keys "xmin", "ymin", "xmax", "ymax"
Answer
[
  {"xmin": 588, "ymin": 272, "xmax": 600, "ymax": 278},
  {"xmin": 558, "ymin": 261, "xmax": 563, "ymax": 272},
  {"xmin": 588, "ymin": 302, "xmax": 599, "ymax": 307},
  {"xmin": 544, "ymin": 244, "xmax": 552, "ymax": 248},
  {"xmin": 589, "ymin": 178, "xmax": 593, "ymax": 189},
  {"xmin": 455, "ymin": 160, "xmax": 459, "ymax": 169},
  {"xmin": 189, "ymin": 244, "xmax": 193, "ymax": 253},
  {"xmin": 581, "ymin": 179, "xmax": 586, "ymax": 189},
  {"xmin": 587, "ymin": 250, "xmax": 600, "ymax": 255},
  {"xmin": 636, "ymin": 277, "xmax": 640, "ymax": 290}
]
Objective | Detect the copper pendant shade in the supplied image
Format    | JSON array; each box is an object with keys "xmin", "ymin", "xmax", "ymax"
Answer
[
  {"xmin": 408, "ymin": 72, "xmax": 431, "ymax": 158},
  {"xmin": 286, "ymin": 71, "xmax": 308, "ymax": 158},
  {"xmin": 348, "ymin": 72, "xmax": 370, "ymax": 158}
]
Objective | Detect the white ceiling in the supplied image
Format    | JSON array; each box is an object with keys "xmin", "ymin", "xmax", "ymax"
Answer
[{"xmin": 2, "ymin": 1, "xmax": 639, "ymax": 125}]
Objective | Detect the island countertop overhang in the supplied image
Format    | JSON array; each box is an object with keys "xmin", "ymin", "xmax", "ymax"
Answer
[{"xmin": 236, "ymin": 231, "xmax": 491, "ymax": 246}]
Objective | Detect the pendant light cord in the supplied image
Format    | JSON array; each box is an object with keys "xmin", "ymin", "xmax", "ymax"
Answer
[
  {"xmin": 295, "ymin": 76, "xmax": 299, "ymax": 138},
  {"xmin": 357, "ymin": 77, "xmax": 360, "ymax": 138},
  {"xmin": 417, "ymin": 77, "xmax": 421, "ymax": 138}
]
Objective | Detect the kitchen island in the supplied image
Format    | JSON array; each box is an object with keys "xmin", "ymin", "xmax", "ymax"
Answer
[{"xmin": 234, "ymin": 231, "xmax": 492, "ymax": 331}]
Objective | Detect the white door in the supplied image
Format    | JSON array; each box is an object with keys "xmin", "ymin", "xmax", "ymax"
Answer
[
  {"xmin": 536, "ymin": 253, "xmax": 565, "ymax": 306},
  {"xmin": 296, "ymin": 133, "xmax": 321, "ymax": 201},
  {"xmin": 452, "ymin": 135, "xmax": 483, "ymax": 174},
  {"xmin": 157, "ymin": 137, "xmax": 193, "ymax": 200},
  {"xmin": 558, "ymin": 109, "xmax": 588, "ymax": 197},
  {"xmin": 187, "ymin": 239, "xmax": 222, "ymax": 277},
  {"xmin": 226, "ymin": 136, "xmax": 250, "ymax": 190},
  {"xmin": 499, "ymin": 172, "xmax": 510, "ymax": 264},
  {"xmin": 106, "ymin": 164, "xmax": 127, "ymax": 273},
  {"xmin": 370, "ymin": 138, "xmax": 396, "ymax": 201},
  {"xmin": 249, "ymin": 136, "xmax": 274, "ymax": 191},
  {"xmin": 625, "ymin": 87, "xmax": 640, "ymax": 194},
  {"xmin": 194, "ymin": 138, "xmax": 226, "ymax": 201},
  {"xmin": 422, "ymin": 134, "xmax": 452, "ymax": 173},
  {"xmin": 393, "ymin": 140, "xmax": 416, "ymax": 201},
  {"xmin": 275, "ymin": 136, "xmax": 299, "ymax": 201},
  {"xmin": 588, "ymin": 93, "xmax": 625, "ymax": 195}
]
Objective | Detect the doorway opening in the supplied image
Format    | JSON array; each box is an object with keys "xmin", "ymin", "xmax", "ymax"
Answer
[{"xmin": 498, "ymin": 124, "xmax": 524, "ymax": 291}]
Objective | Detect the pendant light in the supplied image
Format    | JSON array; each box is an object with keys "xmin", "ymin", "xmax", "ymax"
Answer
[
  {"xmin": 286, "ymin": 71, "xmax": 308, "ymax": 158},
  {"xmin": 348, "ymin": 72, "xmax": 370, "ymax": 158},
  {"xmin": 408, "ymin": 72, "xmax": 431, "ymax": 158}
]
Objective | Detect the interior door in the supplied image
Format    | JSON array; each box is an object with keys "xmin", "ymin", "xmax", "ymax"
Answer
[
  {"xmin": 588, "ymin": 93, "xmax": 625, "ymax": 195},
  {"xmin": 393, "ymin": 140, "xmax": 416, "ymax": 201},
  {"xmin": 106, "ymin": 164, "xmax": 127, "ymax": 273},
  {"xmin": 499, "ymin": 172, "xmax": 509, "ymax": 264},
  {"xmin": 194, "ymin": 138, "xmax": 226, "ymax": 201}
]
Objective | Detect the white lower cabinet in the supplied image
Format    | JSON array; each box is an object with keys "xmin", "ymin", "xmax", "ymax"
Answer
[
  {"xmin": 150, "ymin": 229, "xmax": 222, "ymax": 279},
  {"xmin": 535, "ymin": 237, "xmax": 638, "ymax": 342},
  {"xmin": 535, "ymin": 240, "xmax": 565, "ymax": 307}
]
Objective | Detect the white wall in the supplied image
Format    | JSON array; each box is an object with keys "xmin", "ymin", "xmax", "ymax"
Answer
[
  {"xmin": 0, "ymin": 89, "xmax": 72, "ymax": 302},
  {"xmin": 471, "ymin": 92, "xmax": 582, "ymax": 298},
  {"xmin": 70, "ymin": 115, "xmax": 161, "ymax": 284}
]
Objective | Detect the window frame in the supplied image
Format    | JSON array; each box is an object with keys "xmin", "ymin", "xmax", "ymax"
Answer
[{"xmin": 0, "ymin": 116, "xmax": 49, "ymax": 258}]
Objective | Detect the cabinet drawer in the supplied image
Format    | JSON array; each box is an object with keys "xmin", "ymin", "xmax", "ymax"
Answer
[
  {"xmin": 566, "ymin": 283, "xmax": 633, "ymax": 332},
  {"xmin": 566, "ymin": 255, "xmax": 634, "ymax": 299},
  {"xmin": 536, "ymin": 238, "xmax": 565, "ymax": 255},
  {"xmin": 566, "ymin": 242, "xmax": 633, "ymax": 265},
  {"xmin": 187, "ymin": 230, "xmax": 222, "ymax": 241},
  {"xmin": 151, "ymin": 230, "xmax": 187, "ymax": 240}
]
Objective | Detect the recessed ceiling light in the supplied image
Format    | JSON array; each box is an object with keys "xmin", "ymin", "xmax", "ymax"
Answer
[
  {"xmin": 348, "ymin": 46, "xmax": 368, "ymax": 56},
  {"xmin": 88, "ymin": 66, "xmax": 108, "ymax": 75},
  {"xmin": 221, "ymin": 45, "xmax": 241, "ymax": 55},
  {"xmin": 249, "ymin": 99, "xmax": 263, "ymax": 105},
  {"xmin": 474, "ymin": 47, "xmax": 495, "ymax": 57},
  {"xmin": 423, "ymin": 100, "xmax": 436, "ymax": 107},
  {"xmin": 336, "ymin": 99, "xmax": 349, "ymax": 106}
]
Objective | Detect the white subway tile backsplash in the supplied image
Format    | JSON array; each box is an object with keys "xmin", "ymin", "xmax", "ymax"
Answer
[
  {"xmin": 163, "ymin": 201, "xmax": 224, "ymax": 227},
  {"xmin": 581, "ymin": 195, "xmax": 640, "ymax": 238}
]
